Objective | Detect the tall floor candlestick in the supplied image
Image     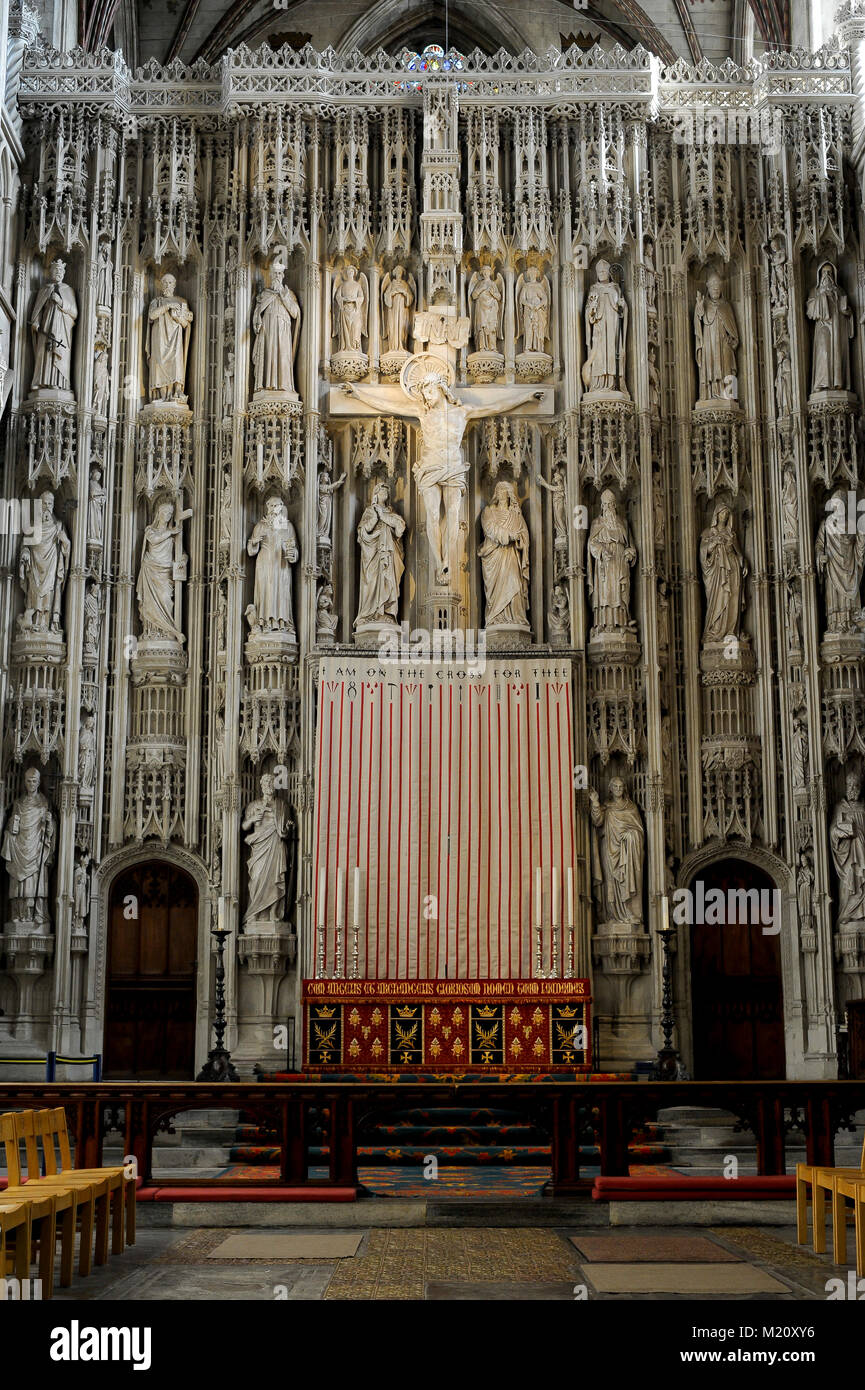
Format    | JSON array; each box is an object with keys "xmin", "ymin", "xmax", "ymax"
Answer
[
  {"xmin": 335, "ymin": 866, "xmax": 345, "ymax": 978},
  {"xmin": 566, "ymin": 867, "xmax": 575, "ymax": 978},
  {"xmin": 534, "ymin": 866, "xmax": 543, "ymax": 978},
  {"xmin": 351, "ymin": 867, "xmax": 360, "ymax": 980},
  {"xmin": 551, "ymin": 866, "xmax": 559, "ymax": 979},
  {"xmin": 316, "ymin": 866, "xmax": 326, "ymax": 978}
]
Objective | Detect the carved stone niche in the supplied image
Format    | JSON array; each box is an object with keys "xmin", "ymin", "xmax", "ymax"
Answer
[
  {"xmin": 123, "ymin": 743, "xmax": 186, "ymax": 843},
  {"xmin": 579, "ymin": 398, "xmax": 636, "ymax": 492},
  {"xmin": 807, "ymin": 395, "xmax": 859, "ymax": 490},
  {"xmin": 587, "ymin": 645, "xmax": 645, "ymax": 766},
  {"xmin": 2, "ymin": 933, "xmax": 54, "ymax": 1042},
  {"xmin": 244, "ymin": 398, "xmax": 304, "ymax": 495},
  {"xmin": 821, "ymin": 636, "xmax": 865, "ymax": 763},
  {"xmin": 8, "ymin": 636, "xmax": 67, "ymax": 765},
  {"xmin": 691, "ymin": 405, "xmax": 746, "ymax": 499},
  {"xmin": 240, "ymin": 659, "xmax": 301, "ymax": 766},
  {"xmin": 701, "ymin": 734, "xmax": 762, "ymax": 844},
  {"xmin": 136, "ymin": 403, "xmax": 193, "ymax": 498},
  {"xmin": 351, "ymin": 417, "xmax": 405, "ymax": 480},
  {"xmin": 20, "ymin": 400, "xmax": 77, "ymax": 491}
]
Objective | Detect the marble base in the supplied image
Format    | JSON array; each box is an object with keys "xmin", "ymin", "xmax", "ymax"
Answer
[
  {"xmin": 139, "ymin": 398, "xmax": 192, "ymax": 425},
  {"xmin": 485, "ymin": 620, "xmax": 532, "ymax": 649},
  {"xmin": 131, "ymin": 635, "xmax": 188, "ymax": 685},
  {"xmin": 250, "ymin": 390, "xmax": 301, "ymax": 411},
  {"xmin": 583, "ymin": 387, "xmax": 631, "ymax": 404},
  {"xmin": 379, "ymin": 349, "xmax": 411, "ymax": 379},
  {"xmin": 821, "ymin": 629, "xmax": 865, "ymax": 663},
  {"xmin": 330, "ymin": 350, "xmax": 369, "ymax": 383},
  {"xmin": 11, "ymin": 629, "xmax": 66, "ymax": 663},
  {"xmin": 353, "ymin": 617, "xmax": 401, "ymax": 649},
  {"xmin": 467, "ymin": 350, "xmax": 504, "ymax": 383},
  {"xmin": 515, "ymin": 350, "xmax": 553, "ymax": 383},
  {"xmin": 244, "ymin": 625, "xmax": 298, "ymax": 664},
  {"xmin": 700, "ymin": 635, "xmax": 755, "ymax": 675},
  {"xmin": 587, "ymin": 627, "xmax": 640, "ymax": 659},
  {"xmin": 693, "ymin": 394, "xmax": 739, "ymax": 413},
  {"xmin": 808, "ymin": 388, "xmax": 858, "ymax": 408},
  {"xmin": 26, "ymin": 387, "xmax": 74, "ymax": 405}
]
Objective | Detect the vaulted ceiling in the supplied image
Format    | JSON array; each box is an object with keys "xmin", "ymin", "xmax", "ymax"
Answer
[{"xmin": 95, "ymin": 0, "xmax": 792, "ymax": 71}]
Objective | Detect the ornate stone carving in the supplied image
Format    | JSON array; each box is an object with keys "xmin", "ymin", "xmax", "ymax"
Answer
[
  {"xmin": 2, "ymin": 767, "xmax": 56, "ymax": 930},
  {"xmin": 693, "ymin": 271, "xmax": 738, "ymax": 407},
  {"xmin": 587, "ymin": 490, "xmax": 636, "ymax": 641},
  {"xmin": 589, "ymin": 778, "xmax": 645, "ymax": 927},
  {"xmin": 583, "ymin": 260, "xmax": 628, "ymax": 399},
  {"xmin": 242, "ymin": 773, "xmax": 293, "ymax": 931},
  {"xmin": 29, "ymin": 259, "xmax": 77, "ymax": 400},
  {"xmin": 246, "ymin": 496, "xmax": 298, "ymax": 657},
  {"xmin": 354, "ymin": 481, "xmax": 405, "ymax": 639},
  {"xmin": 252, "ymin": 250, "xmax": 301, "ymax": 398},
  {"xmin": 479, "ymin": 481, "xmax": 530, "ymax": 639},
  {"xmin": 145, "ymin": 273, "xmax": 192, "ymax": 405},
  {"xmin": 17, "ymin": 491, "xmax": 70, "ymax": 638}
]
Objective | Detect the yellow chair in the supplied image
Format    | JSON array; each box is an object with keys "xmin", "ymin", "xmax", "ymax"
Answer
[
  {"xmin": 796, "ymin": 1132, "xmax": 865, "ymax": 1248},
  {"xmin": 1, "ymin": 1111, "xmax": 106, "ymax": 1275},
  {"xmin": 831, "ymin": 1173, "xmax": 865, "ymax": 1277},
  {"xmin": 41, "ymin": 1107, "xmax": 135, "ymax": 1251},
  {"xmin": 0, "ymin": 1201, "xmax": 31, "ymax": 1296}
]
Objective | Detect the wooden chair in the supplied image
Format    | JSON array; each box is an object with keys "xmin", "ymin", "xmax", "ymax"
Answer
[
  {"xmin": 796, "ymin": 1131, "xmax": 865, "ymax": 1248},
  {"xmin": 0, "ymin": 1201, "xmax": 31, "ymax": 1296},
  {"xmin": 0, "ymin": 1110, "xmax": 106, "ymax": 1275},
  {"xmin": 831, "ymin": 1173, "xmax": 865, "ymax": 1277},
  {"xmin": 41, "ymin": 1108, "xmax": 135, "ymax": 1251}
]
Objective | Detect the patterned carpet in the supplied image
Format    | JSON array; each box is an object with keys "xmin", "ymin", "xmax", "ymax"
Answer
[{"xmin": 214, "ymin": 1162, "xmax": 673, "ymax": 1195}]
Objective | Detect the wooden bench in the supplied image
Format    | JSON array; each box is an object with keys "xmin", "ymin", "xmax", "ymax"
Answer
[
  {"xmin": 1, "ymin": 1110, "xmax": 107, "ymax": 1277},
  {"xmin": 40, "ymin": 1107, "xmax": 135, "ymax": 1251},
  {"xmin": 831, "ymin": 1173, "xmax": 865, "ymax": 1276},
  {"xmin": 796, "ymin": 1134, "xmax": 865, "ymax": 1251}
]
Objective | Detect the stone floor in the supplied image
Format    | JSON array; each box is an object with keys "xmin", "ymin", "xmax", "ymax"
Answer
[{"xmin": 44, "ymin": 1217, "xmax": 861, "ymax": 1301}]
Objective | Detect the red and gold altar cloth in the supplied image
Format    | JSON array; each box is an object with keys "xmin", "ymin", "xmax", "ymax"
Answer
[{"xmin": 302, "ymin": 979, "xmax": 591, "ymax": 1073}]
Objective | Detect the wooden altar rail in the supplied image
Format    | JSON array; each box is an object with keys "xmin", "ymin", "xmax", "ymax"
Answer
[{"xmin": 0, "ymin": 1080, "xmax": 863, "ymax": 1193}]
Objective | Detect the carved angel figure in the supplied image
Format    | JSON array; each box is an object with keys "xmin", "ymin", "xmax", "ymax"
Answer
[
  {"xmin": 381, "ymin": 266, "xmax": 416, "ymax": 354},
  {"xmin": 516, "ymin": 266, "xmax": 550, "ymax": 354},
  {"xmin": 468, "ymin": 265, "xmax": 504, "ymax": 353},
  {"xmin": 332, "ymin": 263, "xmax": 369, "ymax": 354}
]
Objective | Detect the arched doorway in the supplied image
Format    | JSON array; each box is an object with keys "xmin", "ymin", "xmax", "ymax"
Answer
[
  {"xmin": 104, "ymin": 863, "xmax": 198, "ymax": 1079},
  {"xmin": 689, "ymin": 860, "xmax": 785, "ymax": 1080}
]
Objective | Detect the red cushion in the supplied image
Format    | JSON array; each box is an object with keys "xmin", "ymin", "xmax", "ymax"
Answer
[{"xmin": 151, "ymin": 1186, "xmax": 357, "ymax": 1202}]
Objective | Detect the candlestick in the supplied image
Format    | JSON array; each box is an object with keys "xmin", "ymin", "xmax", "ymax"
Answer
[
  {"xmin": 335, "ymin": 867, "xmax": 345, "ymax": 978},
  {"xmin": 534, "ymin": 866, "xmax": 544, "ymax": 978},
  {"xmin": 567, "ymin": 873, "xmax": 575, "ymax": 978},
  {"xmin": 351, "ymin": 867, "xmax": 360, "ymax": 980},
  {"xmin": 316, "ymin": 866, "xmax": 326, "ymax": 978},
  {"xmin": 550, "ymin": 867, "xmax": 559, "ymax": 979}
]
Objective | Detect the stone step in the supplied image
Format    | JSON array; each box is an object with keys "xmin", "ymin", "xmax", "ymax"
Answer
[{"xmin": 103, "ymin": 1144, "xmax": 230, "ymax": 1169}]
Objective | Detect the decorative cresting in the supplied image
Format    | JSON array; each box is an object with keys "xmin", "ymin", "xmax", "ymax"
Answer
[{"xmin": 3, "ymin": 32, "xmax": 859, "ymax": 1078}]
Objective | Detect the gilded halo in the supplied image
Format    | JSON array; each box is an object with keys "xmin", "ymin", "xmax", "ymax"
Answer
[{"xmin": 400, "ymin": 352, "xmax": 456, "ymax": 400}]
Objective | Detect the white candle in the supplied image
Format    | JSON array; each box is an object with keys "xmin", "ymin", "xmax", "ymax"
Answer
[
  {"xmin": 317, "ymin": 867, "xmax": 326, "ymax": 926},
  {"xmin": 534, "ymin": 866, "xmax": 542, "ymax": 928},
  {"xmin": 552, "ymin": 867, "xmax": 559, "ymax": 928},
  {"xmin": 662, "ymin": 894, "xmax": 670, "ymax": 930},
  {"xmin": 217, "ymin": 897, "xmax": 225, "ymax": 932},
  {"xmin": 336, "ymin": 867, "xmax": 345, "ymax": 928},
  {"xmin": 353, "ymin": 867, "xmax": 361, "ymax": 928},
  {"xmin": 566, "ymin": 867, "xmax": 574, "ymax": 928}
]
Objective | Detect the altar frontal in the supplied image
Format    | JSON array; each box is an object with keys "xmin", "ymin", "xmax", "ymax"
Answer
[{"xmin": 313, "ymin": 656, "xmax": 578, "ymax": 980}]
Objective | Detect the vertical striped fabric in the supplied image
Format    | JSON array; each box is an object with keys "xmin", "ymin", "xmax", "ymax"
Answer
[{"xmin": 314, "ymin": 657, "xmax": 576, "ymax": 980}]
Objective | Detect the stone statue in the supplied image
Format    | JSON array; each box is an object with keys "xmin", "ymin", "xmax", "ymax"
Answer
[
  {"xmin": 145, "ymin": 273, "xmax": 192, "ymax": 403},
  {"xmin": 468, "ymin": 265, "xmax": 504, "ymax": 353},
  {"xmin": 30, "ymin": 259, "xmax": 78, "ymax": 396},
  {"xmin": 694, "ymin": 271, "xmax": 738, "ymax": 403},
  {"xmin": 516, "ymin": 266, "xmax": 550, "ymax": 354},
  {"xmin": 700, "ymin": 503, "xmax": 747, "ymax": 644},
  {"xmin": 77, "ymin": 710, "xmax": 96, "ymax": 789},
  {"xmin": 648, "ymin": 343, "xmax": 660, "ymax": 412},
  {"xmin": 18, "ymin": 490, "xmax": 71, "ymax": 635},
  {"xmin": 332, "ymin": 263, "xmax": 368, "ymax": 354},
  {"xmin": 87, "ymin": 465, "xmax": 106, "ymax": 548},
  {"xmin": 644, "ymin": 240, "xmax": 657, "ymax": 314},
  {"xmin": 136, "ymin": 498, "xmax": 191, "ymax": 641},
  {"xmin": 657, "ymin": 580, "xmax": 670, "ymax": 650},
  {"xmin": 775, "ymin": 341, "xmax": 793, "ymax": 416},
  {"xmin": 222, "ymin": 348, "xmax": 235, "ymax": 417},
  {"xmin": 1, "ymin": 767, "xmax": 56, "ymax": 926},
  {"xmin": 589, "ymin": 777, "xmax": 644, "ymax": 925},
  {"xmin": 73, "ymin": 854, "xmax": 90, "ymax": 933},
  {"xmin": 582, "ymin": 259, "xmax": 628, "ymax": 396},
  {"xmin": 806, "ymin": 261, "xmax": 853, "ymax": 393},
  {"xmin": 479, "ymin": 481, "xmax": 530, "ymax": 631},
  {"xmin": 355, "ymin": 481, "xmax": 405, "ymax": 630},
  {"xmin": 381, "ymin": 266, "xmax": 415, "ymax": 353},
  {"xmin": 218, "ymin": 469, "xmax": 231, "ymax": 550},
  {"xmin": 781, "ymin": 465, "xmax": 798, "ymax": 548},
  {"xmin": 829, "ymin": 769, "xmax": 865, "ymax": 929},
  {"xmin": 252, "ymin": 251, "xmax": 301, "ymax": 395},
  {"xmin": 316, "ymin": 466, "xmax": 346, "ymax": 547},
  {"xmin": 215, "ymin": 711, "xmax": 225, "ymax": 788},
  {"xmin": 342, "ymin": 367, "xmax": 542, "ymax": 586},
  {"xmin": 548, "ymin": 583, "xmax": 569, "ymax": 640},
  {"xmin": 246, "ymin": 496, "xmax": 298, "ymax": 634},
  {"xmin": 537, "ymin": 465, "xmax": 567, "ymax": 550},
  {"xmin": 242, "ymin": 772, "xmax": 292, "ymax": 927},
  {"xmin": 816, "ymin": 490, "xmax": 865, "ymax": 633},
  {"xmin": 787, "ymin": 584, "xmax": 803, "ymax": 652},
  {"xmin": 93, "ymin": 344, "xmax": 110, "ymax": 417},
  {"xmin": 82, "ymin": 583, "xmax": 101, "ymax": 659},
  {"xmin": 797, "ymin": 851, "xmax": 813, "ymax": 927},
  {"xmin": 767, "ymin": 233, "xmax": 788, "ymax": 315},
  {"xmin": 587, "ymin": 490, "xmax": 637, "ymax": 634},
  {"xmin": 96, "ymin": 241, "xmax": 113, "ymax": 309},
  {"xmin": 316, "ymin": 581, "xmax": 339, "ymax": 640},
  {"xmin": 791, "ymin": 708, "xmax": 808, "ymax": 788},
  {"xmin": 652, "ymin": 469, "xmax": 665, "ymax": 548}
]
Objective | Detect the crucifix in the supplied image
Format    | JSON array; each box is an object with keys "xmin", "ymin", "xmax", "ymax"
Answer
[{"xmin": 339, "ymin": 355, "xmax": 550, "ymax": 589}]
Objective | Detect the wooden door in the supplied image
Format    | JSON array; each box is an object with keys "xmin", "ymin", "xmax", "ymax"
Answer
[
  {"xmin": 104, "ymin": 864, "xmax": 198, "ymax": 1079},
  {"xmin": 690, "ymin": 861, "xmax": 785, "ymax": 1080}
]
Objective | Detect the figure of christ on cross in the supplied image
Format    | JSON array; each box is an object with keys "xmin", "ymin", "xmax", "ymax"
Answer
[{"xmin": 343, "ymin": 374, "xmax": 543, "ymax": 586}]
